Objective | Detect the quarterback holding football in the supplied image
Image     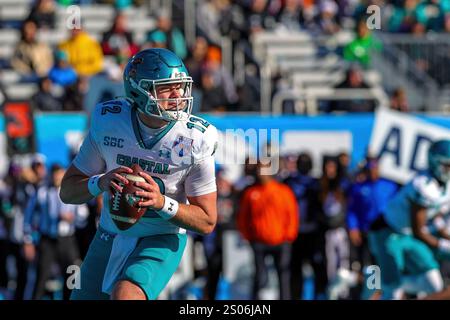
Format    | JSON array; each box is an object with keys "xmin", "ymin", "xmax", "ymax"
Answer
[{"xmin": 60, "ymin": 48, "xmax": 218, "ymax": 300}]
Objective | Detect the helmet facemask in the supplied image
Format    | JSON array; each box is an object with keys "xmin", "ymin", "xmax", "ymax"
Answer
[
  {"xmin": 130, "ymin": 74, "xmax": 193, "ymax": 122},
  {"xmin": 433, "ymin": 155, "xmax": 450, "ymax": 183}
]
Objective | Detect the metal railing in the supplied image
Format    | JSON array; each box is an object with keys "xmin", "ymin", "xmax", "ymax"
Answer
[
  {"xmin": 378, "ymin": 33, "xmax": 450, "ymax": 87},
  {"xmin": 374, "ymin": 32, "xmax": 447, "ymax": 111},
  {"xmin": 183, "ymin": 0, "xmax": 197, "ymax": 48},
  {"xmin": 272, "ymin": 88, "xmax": 389, "ymax": 115}
]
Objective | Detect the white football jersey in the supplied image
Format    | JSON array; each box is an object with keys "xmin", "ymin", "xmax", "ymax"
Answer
[
  {"xmin": 384, "ymin": 171, "xmax": 450, "ymax": 235},
  {"xmin": 72, "ymin": 98, "xmax": 218, "ymax": 237}
]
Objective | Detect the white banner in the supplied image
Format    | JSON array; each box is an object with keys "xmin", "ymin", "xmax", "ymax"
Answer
[
  {"xmin": 282, "ymin": 131, "xmax": 352, "ymax": 177},
  {"xmin": 369, "ymin": 109, "xmax": 450, "ymax": 184}
]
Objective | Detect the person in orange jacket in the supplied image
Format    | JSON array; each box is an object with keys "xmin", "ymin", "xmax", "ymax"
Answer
[{"xmin": 237, "ymin": 160, "xmax": 299, "ymax": 300}]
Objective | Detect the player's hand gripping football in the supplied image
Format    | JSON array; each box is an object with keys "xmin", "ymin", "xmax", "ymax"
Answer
[
  {"xmin": 133, "ymin": 171, "xmax": 165, "ymax": 211},
  {"xmin": 98, "ymin": 166, "xmax": 134, "ymax": 196}
]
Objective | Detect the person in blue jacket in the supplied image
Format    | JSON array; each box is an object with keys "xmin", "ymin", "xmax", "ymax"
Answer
[{"xmin": 346, "ymin": 157, "xmax": 399, "ymax": 298}]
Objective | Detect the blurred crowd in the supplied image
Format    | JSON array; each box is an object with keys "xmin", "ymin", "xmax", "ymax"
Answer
[
  {"xmin": 0, "ymin": 148, "xmax": 404, "ymax": 300},
  {"xmin": 198, "ymin": 149, "xmax": 450, "ymax": 300},
  {"xmin": 0, "ymin": 154, "xmax": 99, "ymax": 300},
  {"xmin": 195, "ymin": 151, "xmax": 393, "ymax": 300},
  {"xmin": 2, "ymin": 0, "xmax": 448, "ymax": 115},
  {"xmin": 1, "ymin": 149, "xmax": 449, "ymax": 300}
]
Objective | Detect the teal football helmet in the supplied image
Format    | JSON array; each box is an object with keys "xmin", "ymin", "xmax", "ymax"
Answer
[
  {"xmin": 123, "ymin": 48, "xmax": 193, "ymax": 121},
  {"xmin": 428, "ymin": 139, "xmax": 450, "ymax": 183}
]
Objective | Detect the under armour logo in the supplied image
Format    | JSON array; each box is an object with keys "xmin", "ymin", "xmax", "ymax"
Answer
[
  {"xmin": 159, "ymin": 149, "xmax": 171, "ymax": 158},
  {"xmin": 168, "ymin": 202, "xmax": 174, "ymax": 212},
  {"xmin": 100, "ymin": 233, "xmax": 110, "ymax": 241}
]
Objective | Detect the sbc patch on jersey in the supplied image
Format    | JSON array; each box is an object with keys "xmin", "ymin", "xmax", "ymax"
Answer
[{"xmin": 172, "ymin": 135, "xmax": 193, "ymax": 158}]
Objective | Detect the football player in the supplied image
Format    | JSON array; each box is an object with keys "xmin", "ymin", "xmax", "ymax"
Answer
[
  {"xmin": 368, "ymin": 139, "xmax": 450, "ymax": 299},
  {"xmin": 60, "ymin": 48, "xmax": 218, "ymax": 300},
  {"xmin": 422, "ymin": 285, "xmax": 450, "ymax": 300}
]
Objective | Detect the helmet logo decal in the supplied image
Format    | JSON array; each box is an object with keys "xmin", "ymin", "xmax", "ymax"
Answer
[
  {"xmin": 170, "ymin": 71, "xmax": 186, "ymax": 79},
  {"xmin": 128, "ymin": 68, "xmax": 137, "ymax": 77}
]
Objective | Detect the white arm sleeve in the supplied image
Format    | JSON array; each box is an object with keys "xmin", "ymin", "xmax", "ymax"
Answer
[
  {"xmin": 72, "ymin": 131, "xmax": 106, "ymax": 176},
  {"xmin": 185, "ymin": 156, "xmax": 217, "ymax": 197}
]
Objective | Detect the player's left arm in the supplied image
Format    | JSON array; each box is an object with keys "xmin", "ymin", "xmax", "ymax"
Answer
[
  {"xmin": 175, "ymin": 192, "xmax": 217, "ymax": 235},
  {"xmin": 411, "ymin": 202, "xmax": 441, "ymax": 247},
  {"xmin": 411, "ymin": 176, "xmax": 450, "ymax": 253},
  {"xmin": 432, "ymin": 214, "xmax": 450, "ymax": 240}
]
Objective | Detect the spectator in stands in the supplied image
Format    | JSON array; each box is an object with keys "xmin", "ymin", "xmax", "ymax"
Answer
[
  {"xmin": 412, "ymin": 20, "xmax": 427, "ymax": 36},
  {"xmin": 101, "ymin": 11, "xmax": 138, "ymax": 57},
  {"xmin": 318, "ymin": 0, "xmax": 341, "ymax": 35},
  {"xmin": 329, "ymin": 66, "xmax": 376, "ymax": 112},
  {"xmin": 278, "ymin": 153, "xmax": 298, "ymax": 181},
  {"xmin": 236, "ymin": 62, "xmax": 261, "ymax": 112},
  {"xmin": 143, "ymin": 30, "xmax": 168, "ymax": 50},
  {"xmin": 217, "ymin": 1, "xmax": 247, "ymax": 45},
  {"xmin": 59, "ymin": 26, "xmax": 104, "ymax": 77},
  {"xmin": 146, "ymin": 9, "xmax": 187, "ymax": 60},
  {"xmin": 390, "ymin": 87, "xmax": 409, "ymax": 112},
  {"xmin": 415, "ymin": 0, "xmax": 445, "ymax": 32},
  {"xmin": 185, "ymin": 37, "xmax": 209, "ymax": 85},
  {"xmin": 343, "ymin": 19, "xmax": 382, "ymax": 69},
  {"xmin": 234, "ymin": 156, "xmax": 257, "ymax": 192},
  {"xmin": 200, "ymin": 68, "xmax": 229, "ymax": 113},
  {"xmin": 197, "ymin": 0, "xmax": 233, "ymax": 45},
  {"xmin": 337, "ymin": 151, "xmax": 353, "ymax": 192},
  {"xmin": 320, "ymin": 156, "xmax": 350, "ymax": 297},
  {"xmin": 0, "ymin": 81, "xmax": 9, "ymax": 110},
  {"xmin": 0, "ymin": 162, "xmax": 36, "ymax": 300},
  {"xmin": 243, "ymin": 0, "xmax": 278, "ymax": 39},
  {"xmin": 299, "ymin": 0, "xmax": 320, "ymax": 30},
  {"xmin": 284, "ymin": 152, "xmax": 328, "ymax": 300},
  {"xmin": 62, "ymin": 77, "xmax": 88, "ymax": 111},
  {"xmin": 444, "ymin": 13, "xmax": 450, "ymax": 32},
  {"xmin": 104, "ymin": 47, "xmax": 130, "ymax": 82},
  {"xmin": 21, "ymin": 154, "xmax": 48, "ymax": 295},
  {"xmin": 346, "ymin": 157, "xmax": 399, "ymax": 299},
  {"xmin": 26, "ymin": 0, "xmax": 56, "ymax": 29},
  {"xmin": 24, "ymin": 164, "xmax": 82, "ymax": 300},
  {"xmin": 237, "ymin": 160, "xmax": 299, "ymax": 300},
  {"xmin": 387, "ymin": 0, "xmax": 418, "ymax": 33},
  {"xmin": 48, "ymin": 50, "xmax": 78, "ymax": 88},
  {"xmin": 11, "ymin": 20, "xmax": 54, "ymax": 81},
  {"xmin": 203, "ymin": 168, "xmax": 237, "ymax": 300},
  {"xmin": 276, "ymin": 0, "xmax": 303, "ymax": 31},
  {"xmin": 30, "ymin": 77, "xmax": 62, "ymax": 112},
  {"xmin": 199, "ymin": 46, "xmax": 238, "ymax": 112},
  {"xmin": 0, "ymin": 197, "xmax": 8, "ymax": 296}
]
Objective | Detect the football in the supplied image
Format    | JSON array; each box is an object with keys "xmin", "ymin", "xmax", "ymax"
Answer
[{"xmin": 109, "ymin": 164, "xmax": 147, "ymax": 230}]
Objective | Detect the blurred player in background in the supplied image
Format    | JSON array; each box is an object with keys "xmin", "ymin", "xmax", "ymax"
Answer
[
  {"xmin": 60, "ymin": 48, "xmax": 218, "ymax": 300},
  {"xmin": 24, "ymin": 164, "xmax": 84, "ymax": 300},
  {"xmin": 368, "ymin": 139, "xmax": 450, "ymax": 299}
]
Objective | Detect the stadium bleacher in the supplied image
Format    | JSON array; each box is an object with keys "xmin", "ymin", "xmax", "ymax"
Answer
[{"xmin": 0, "ymin": 1, "xmax": 156, "ymax": 101}]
